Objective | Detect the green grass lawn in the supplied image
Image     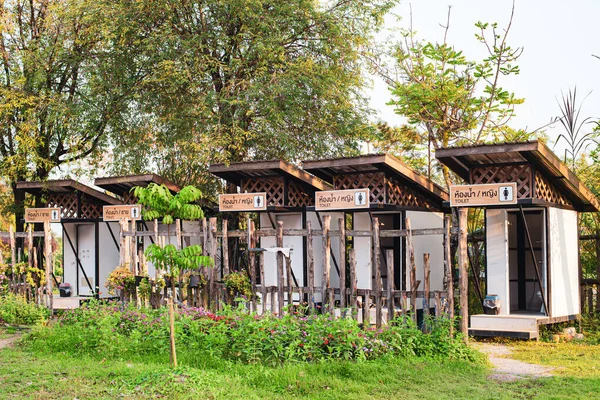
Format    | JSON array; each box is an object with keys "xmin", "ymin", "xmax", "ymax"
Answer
[{"xmin": 2, "ymin": 338, "xmax": 600, "ymax": 399}]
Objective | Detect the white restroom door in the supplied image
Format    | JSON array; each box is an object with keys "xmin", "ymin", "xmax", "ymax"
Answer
[{"xmin": 77, "ymin": 224, "xmax": 96, "ymax": 296}]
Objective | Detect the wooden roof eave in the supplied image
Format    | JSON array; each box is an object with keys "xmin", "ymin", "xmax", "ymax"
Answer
[
  {"xmin": 302, "ymin": 154, "xmax": 449, "ymax": 203},
  {"xmin": 94, "ymin": 174, "xmax": 181, "ymax": 195},
  {"xmin": 16, "ymin": 179, "xmax": 122, "ymax": 206},
  {"xmin": 208, "ymin": 160, "xmax": 332, "ymax": 192}
]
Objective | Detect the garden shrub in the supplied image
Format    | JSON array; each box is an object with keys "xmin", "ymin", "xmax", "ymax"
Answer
[
  {"xmin": 21, "ymin": 301, "xmax": 483, "ymax": 366},
  {"xmin": 0, "ymin": 293, "xmax": 49, "ymax": 325}
]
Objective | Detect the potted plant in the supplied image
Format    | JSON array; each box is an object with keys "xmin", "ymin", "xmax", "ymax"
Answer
[
  {"xmin": 183, "ymin": 270, "xmax": 206, "ymax": 289},
  {"xmin": 133, "ymin": 184, "xmax": 213, "ymax": 294},
  {"xmin": 223, "ymin": 271, "xmax": 252, "ymax": 299},
  {"xmin": 106, "ymin": 265, "xmax": 135, "ymax": 297}
]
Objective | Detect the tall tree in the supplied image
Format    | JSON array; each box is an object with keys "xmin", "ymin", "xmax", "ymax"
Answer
[
  {"xmin": 0, "ymin": 0, "xmax": 146, "ymax": 221},
  {"xmin": 109, "ymin": 0, "xmax": 397, "ymax": 191},
  {"xmin": 373, "ymin": 4, "xmax": 524, "ymax": 187}
]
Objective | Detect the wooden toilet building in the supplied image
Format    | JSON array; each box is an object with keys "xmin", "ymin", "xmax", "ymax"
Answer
[
  {"xmin": 302, "ymin": 154, "xmax": 449, "ymax": 304},
  {"xmin": 436, "ymin": 140, "xmax": 600, "ymax": 338}
]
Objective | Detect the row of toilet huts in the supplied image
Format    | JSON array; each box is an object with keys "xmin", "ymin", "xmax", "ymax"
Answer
[{"xmin": 15, "ymin": 140, "xmax": 600, "ymax": 338}]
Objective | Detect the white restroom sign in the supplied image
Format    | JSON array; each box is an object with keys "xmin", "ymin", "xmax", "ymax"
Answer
[
  {"xmin": 219, "ymin": 192, "xmax": 267, "ymax": 212},
  {"xmin": 450, "ymin": 183, "xmax": 518, "ymax": 207},
  {"xmin": 103, "ymin": 205, "xmax": 142, "ymax": 221},
  {"xmin": 315, "ymin": 188, "xmax": 370, "ymax": 211}
]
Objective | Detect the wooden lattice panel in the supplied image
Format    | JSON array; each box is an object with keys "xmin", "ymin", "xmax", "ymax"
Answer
[
  {"xmin": 287, "ymin": 180, "xmax": 314, "ymax": 207},
  {"xmin": 535, "ymin": 172, "xmax": 569, "ymax": 206},
  {"xmin": 334, "ymin": 172, "xmax": 386, "ymax": 204},
  {"xmin": 241, "ymin": 176, "xmax": 284, "ymax": 206},
  {"xmin": 46, "ymin": 194, "xmax": 78, "ymax": 219},
  {"xmin": 386, "ymin": 176, "xmax": 436, "ymax": 210},
  {"xmin": 79, "ymin": 201, "xmax": 102, "ymax": 219},
  {"xmin": 122, "ymin": 192, "xmax": 137, "ymax": 205},
  {"xmin": 471, "ymin": 164, "xmax": 532, "ymax": 198}
]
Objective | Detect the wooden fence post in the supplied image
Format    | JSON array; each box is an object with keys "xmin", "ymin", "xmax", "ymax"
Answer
[
  {"xmin": 9, "ymin": 225, "xmax": 16, "ymax": 286},
  {"xmin": 168, "ymin": 295, "xmax": 178, "ymax": 367},
  {"xmin": 386, "ymin": 250, "xmax": 394, "ymax": 323},
  {"xmin": 406, "ymin": 218, "xmax": 418, "ymax": 323},
  {"xmin": 209, "ymin": 217, "xmax": 217, "ymax": 309},
  {"xmin": 458, "ymin": 208, "xmax": 469, "ymax": 342},
  {"xmin": 222, "ymin": 220, "xmax": 229, "ymax": 276},
  {"xmin": 322, "ymin": 215, "xmax": 331, "ymax": 313},
  {"xmin": 595, "ymin": 234, "xmax": 600, "ymax": 312},
  {"xmin": 276, "ymin": 221, "xmax": 284, "ymax": 316},
  {"xmin": 338, "ymin": 217, "xmax": 346, "ymax": 309},
  {"xmin": 373, "ymin": 217, "xmax": 382, "ymax": 328},
  {"xmin": 423, "ymin": 253, "xmax": 431, "ymax": 331},
  {"xmin": 307, "ymin": 220, "xmax": 315, "ymax": 313},
  {"xmin": 249, "ymin": 220, "xmax": 257, "ymax": 311},
  {"xmin": 444, "ymin": 214, "xmax": 454, "ymax": 334},
  {"xmin": 131, "ymin": 220, "xmax": 137, "ymax": 273},
  {"xmin": 349, "ymin": 249, "xmax": 357, "ymax": 320},
  {"xmin": 119, "ymin": 220, "xmax": 127, "ymax": 267},
  {"xmin": 44, "ymin": 221, "xmax": 53, "ymax": 312},
  {"xmin": 286, "ymin": 255, "xmax": 293, "ymax": 311}
]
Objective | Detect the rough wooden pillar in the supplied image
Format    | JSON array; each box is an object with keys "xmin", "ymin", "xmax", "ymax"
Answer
[
  {"xmin": 249, "ymin": 220, "xmax": 257, "ymax": 311},
  {"xmin": 338, "ymin": 217, "xmax": 346, "ymax": 309},
  {"xmin": 406, "ymin": 218, "xmax": 417, "ymax": 323},
  {"xmin": 322, "ymin": 215, "xmax": 331, "ymax": 313},
  {"xmin": 386, "ymin": 249, "xmax": 394, "ymax": 323},
  {"xmin": 276, "ymin": 221, "xmax": 284, "ymax": 316},
  {"xmin": 423, "ymin": 253, "xmax": 431, "ymax": 325},
  {"xmin": 307, "ymin": 220, "xmax": 315, "ymax": 313},
  {"xmin": 222, "ymin": 220, "xmax": 229, "ymax": 276},
  {"xmin": 444, "ymin": 214, "xmax": 455, "ymax": 334},
  {"xmin": 458, "ymin": 208, "xmax": 469, "ymax": 342},
  {"xmin": 10, "ymin": 226, "xmax": 16, "ymax": 286},
  {"xmin": 44, "ymin": 221, "xmax": 53, "ymax": 312},
  {"xmin": 209, "ymin": 217, "xmax": 217, "ymax": 308},
  {"xmin": 131, "ymin": 221, "xmax": 137, "ymax": 273},
  {"xmin": 349, "ymin": 249, "xmax": 357, "ymax": 320},
  {"xmin": 595, "ymin": 234, "xmax": 600, "ymax": 312},
  {"xmin": 373, "ymin": 217, "xmax": 382, "ymax": 328}
]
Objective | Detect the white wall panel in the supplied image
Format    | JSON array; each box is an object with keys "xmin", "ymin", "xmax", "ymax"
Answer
[
  {"xmin": 486, "ymin": 209, "xmax": 510, "ymax": 315},
  {"xmin": 549, "ymin": 207, "xmax": 579, "ymax": 317}
]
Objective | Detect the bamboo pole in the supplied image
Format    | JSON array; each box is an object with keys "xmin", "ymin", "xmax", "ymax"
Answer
[
  {"xmin": 458, "ymin": 208, "xmax": 469, "ymax": 342},
  {"xmin": 168, "ymin": 296, "xmax": 178, "ymax": 367},
  {"xmin": 338, "ymin": 217, "xmax": 346, "ymax": 309},
  {"xmin": 307, "ymin": 221, "xmax": 315, "ymax": 313}
]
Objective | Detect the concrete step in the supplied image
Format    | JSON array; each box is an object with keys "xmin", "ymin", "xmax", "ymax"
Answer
[
  {"xmin": 469, "ymin": 328, "xmax": 538, "ymax": 340},
  {"xmin": 471, "ymin": 314, "xmax": 540, "ymax": 331}
]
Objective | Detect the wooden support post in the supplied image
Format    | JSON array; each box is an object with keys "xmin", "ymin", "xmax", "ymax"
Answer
[
  {"xmin": 458, "ymin": 208, "xmax": 469, "ymax": 342},
  {"xmin": 175, "ymin": 219, "xmax": 182, "ymax": 251},
  {"xmin": 222, "ymin": 220, "xmax": 229, "ymax": 276},
  {"xmin": 434, "ymin": 291, "xmax": 441, "ymax": 317},
  {"xmin": 276, "ymin": 221, "xmax": 284, "ymax": 316},
  {"xmin": 364, "ymin": 290, "xmax": 370, "ymax": 327},
  {"xmin": 373, "ymin": 218, "xmax": 382, "ymax": 328},
  {"xmin": 349, "ymin": 249, "xmax": 357, "ymax": 320},
  {"xmin": 406, "ymin": 218, "xmax": 417, "ymax": 323},
  {"xmin": 423, "ymin": 253, "xmax": 431, "ymax": 318},
  {"xmin": 386, "ymin": 250, "xmax": 394, "ymax": 323},
  {"xmin": 286, "ymin": 255, "xmax": 293, "ymax": 311},
  {"xmin": 260, "ymin": 252, "xmax": 267, "ymax": 314},
  {"xmin": 338, "ymin": 217, "xmax": 346, "ymax": 309},
  {"xmin": 249, "ymin": 220, "xmax": 257, "ymax": 311},
  {"xmin": 444, "ymin": 214, "xmax": 454, "ymax": 333},
  {"xmin": 44, "ymin": 221, "xmax": 53, "ymax": 312},
  {"xmin": 307, "ymin": 221, "xmax": 315, "ymax": 313},
  {"xmin": 27, "ymin": 226, "xmax": 33, "ymax": 271},
  {"xmin": 423, "ymin": 253, "xmax": 431, "ymax": 332},
  {"xmin": 209, "ymin": 217, "xmax": 217, "ymax": 308},
  {"xmin": 131, "ymin": 220, "xmax": 137, "ymax": 273},
  {"xmin": 119, "ymin": 220, "xmax": 127, "ymax": 267},
  {"xmin": 322, "ymin": 215, "xmax": 331, "ymax": 313},
  {"xmin": 33, "ymin": 248, "xmax": 39, "ymax": 305},
  {"xmin": 9, "ymin": 226, "xmax": 16, "ymax": 286},
  {"xmin": 168, "ymin": 296, "xmax": 178, "ymax": 367}
]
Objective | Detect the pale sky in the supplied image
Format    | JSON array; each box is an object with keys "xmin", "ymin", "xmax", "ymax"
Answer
[{"xmin": 369, "ymin": 0, "xmax": 600, "ymax": 156}]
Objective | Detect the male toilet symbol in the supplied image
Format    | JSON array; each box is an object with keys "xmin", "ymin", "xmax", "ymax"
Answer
[
  {"xmin": 254, "ymin": 195, "xmax": 262, "ymax": 208},
  {"xmin": 51, "ymin": 209, "xmax": 59, "ymax": 221},
  {"xmin": 131, "ymin": 207, "xmax": 139, "ymax": 219}
]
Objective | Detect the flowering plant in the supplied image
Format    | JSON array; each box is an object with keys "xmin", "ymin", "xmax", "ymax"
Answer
[
  {"xmin": 105, "ymin": 265, "xmax": 135, "ymax": 295},
  {"xmin": 223, "ymin": 271, "xmax": 251, "ymax": 298}
]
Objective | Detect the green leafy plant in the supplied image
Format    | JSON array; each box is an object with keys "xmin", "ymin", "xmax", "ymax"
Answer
[
  {"xmin": 105, "ymin": 265, "xmax": 135, "ymax": 296},
  {"xmin": 223, "ymin": 271, "xmax": 252, "ymax": 299},
  {"xmin": 0, "ymin": 293, "xmax": 49, "ymax": 325},
  {"xmin": 138, "ymin": 277, "xmax": 152, "ymax": 303},
  {"xmin": 145, "ymin": 245, "xmax": 212, "ymax": 285}
]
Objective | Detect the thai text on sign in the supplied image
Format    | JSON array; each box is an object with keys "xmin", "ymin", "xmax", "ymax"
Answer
[
  {"xmin": 315, "ymin": 188, "xmax": 370, "ymax": 211},
  {"xmin": 103, "ymin": 205, "xmax": 142, "ymax": 221},
  {"xmin": 219, "ymin": 193, "xmax": 267, "ymax": 212},
  {"xmin": 25, "ymin": 207, "xmax": 61, "ymax": 223},
  {"xmin": 449, "ymin": 183, "xmax": 518, "ymax": 207}
]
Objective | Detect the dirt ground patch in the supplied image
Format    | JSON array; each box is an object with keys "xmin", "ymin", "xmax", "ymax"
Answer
[
  {"xmin": 0, "ymin": 334, "xmax": 20, "ymax": 350},
  {"xmin": 475, "ymin": 343, "xmax": 554, "ymax": 382}
]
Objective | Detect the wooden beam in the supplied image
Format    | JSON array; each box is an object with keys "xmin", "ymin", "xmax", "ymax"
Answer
[{"xmin": 458, "ymin": 208, "xmax": 469, "ymax": 342}]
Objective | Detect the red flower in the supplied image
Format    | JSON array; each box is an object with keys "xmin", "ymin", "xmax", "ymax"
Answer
[
  {"xmin": 324, "ymin": 339, "xmax": 329, "ymax": 345},
  {"xmin": 298, "ymin": 343, "xmax": 304, "ymax": 347}
]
